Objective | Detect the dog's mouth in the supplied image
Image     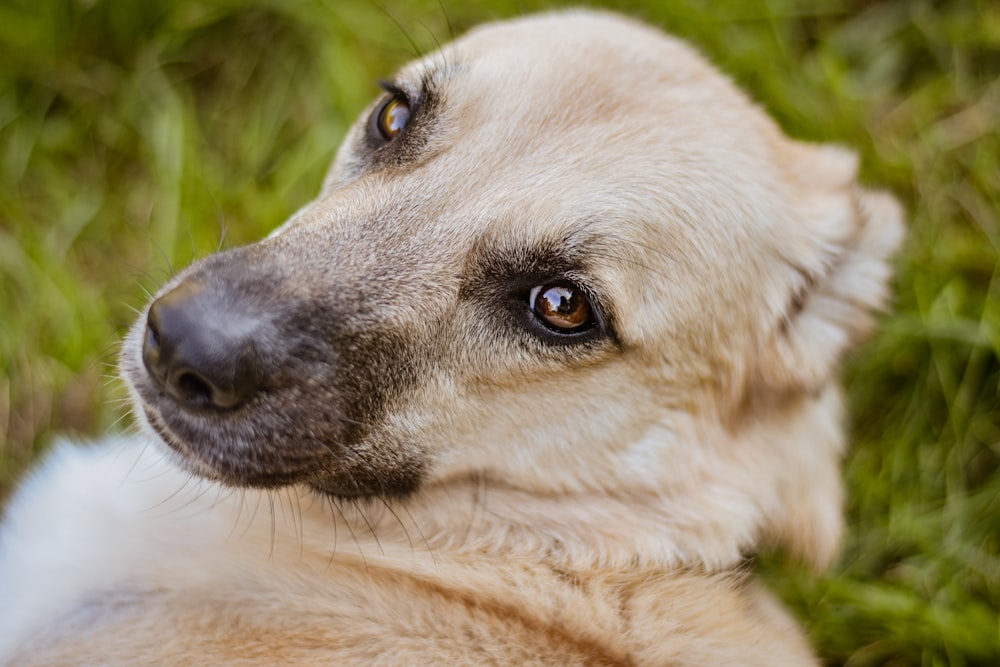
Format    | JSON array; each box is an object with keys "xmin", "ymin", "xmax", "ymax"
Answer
[
  {"xmin": 132, "ymin": 369, "xmax": 425, "ymax": 499},
  {"xmin": 135, "ymin": 377, "xmax": 344, "ymax": 487}
]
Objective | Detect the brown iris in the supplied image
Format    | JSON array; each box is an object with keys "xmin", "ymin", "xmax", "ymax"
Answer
[
  {"xmin": 377, "ymin": 96, "xmax": 410, "ymax": 140},
  {"xmin": 530, "ymin": 284, "xmax": 593, "ymax": 332}
]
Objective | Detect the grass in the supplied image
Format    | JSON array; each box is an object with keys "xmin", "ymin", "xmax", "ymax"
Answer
[{"xmin": 1, "ymin": 0, "xmax": 997, "ymax": 663}]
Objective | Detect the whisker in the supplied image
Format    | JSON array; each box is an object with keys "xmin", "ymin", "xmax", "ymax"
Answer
[
  {"xmin": 266, "ymin": 489, "xmax": 277, "ymax": 559},
  {"xmin": 399, "ymin": 500, "xmax": 438, "ymax": 567},
  {"xmin": 106, "ymin": 410, "xmax": 135, "ymax": 433},
  {"xmin": 243, "ymin": 486, "xmax": 266, "ymax": 540},
  {"xmin": 377, "ymin": 495, "xmax": 414, "ymax": 555},
  {"xmin": 289, "ymin": 487, "xmax": 305, "ymax": 560},
  {"xmin": 351, "ymin": 497, "xmax": 384, "ymax": 557},
  {"xmin": 286, "ymin": 489, "xmax": 302, "ymax": 549},
  {"xmin": 149, "ymin": 239, "xmax": 176, "ymax": 279},
  {"xmin": 376, "ymin": 4, "xmax": 425, "ymax": 60},
  {"xmin": 437, "ymin": 0, "xmax": 456, "ymax": 43},
  {"xmin": 140, "ymin": 473, "xmax": 193, "ymax": 513},
  {"xmin": 215, "ymin": 211, "xmax": 229, "ymax": 253},
  {"xmin": 418, "ymin": 18, "xmax": 443, "ymax": 58},
  {"xmin": 228, "ymin": 487, "xmax": 249, "ymax": 541},
  {"xmin": 322, "ymin": 492, "xmax": 341, "ymax": 571},
  {"xmin": 115, "ymin": 439, "xmax": 152, "ymax": 485},
  {"xmin": 170, "ymin": 479, "xmax": 221, "ymax": 519},
  {"xmin": 331, "ymin": 498, "xmax": 368, "ymax": 572}
]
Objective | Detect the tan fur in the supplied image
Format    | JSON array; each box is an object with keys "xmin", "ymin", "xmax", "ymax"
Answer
[{"xmin": 0, "ymin": 10, "xmax": 903, "ymax": 665}]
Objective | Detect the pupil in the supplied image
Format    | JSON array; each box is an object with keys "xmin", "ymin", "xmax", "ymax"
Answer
[{"xmin": 550, "ymin": 288, "xmax": 573, "ymax": 313}]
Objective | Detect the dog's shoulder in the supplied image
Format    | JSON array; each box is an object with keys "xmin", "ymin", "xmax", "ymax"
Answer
[{"xmin": 0, "ymin": 437, "xmax": 227, "ymax": 656}]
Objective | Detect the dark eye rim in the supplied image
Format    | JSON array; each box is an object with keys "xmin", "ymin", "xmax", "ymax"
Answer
[
  {"xmin": 518, "ymin": 279, "xmax": 605, "ymax": 342},
  {"xmin": 369, "ymin": 81, "xmax": 412, "ymax": 143}
]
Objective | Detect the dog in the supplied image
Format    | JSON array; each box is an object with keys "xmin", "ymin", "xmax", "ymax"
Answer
[{"xmin": 0, "ymin": 10, "xmax": 903, "ymax": 665}]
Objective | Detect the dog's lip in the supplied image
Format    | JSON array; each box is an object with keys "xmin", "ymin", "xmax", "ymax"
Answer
[
  {"xmin": 308, "ymin": 477, "xmax": 374, "ymax": 498},
  {"xmin": 141, "ymin": 404, "xmax": 225, "ymax": 481},
  {"xmin": 142, "ymin": 403, "xmax": 331, "ymax": 488},
  {"xmin": 125, "ymin": 339, "xmax": 345, "ymax": 489}
]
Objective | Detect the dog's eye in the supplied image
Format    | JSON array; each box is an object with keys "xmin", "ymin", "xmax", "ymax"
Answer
[
  {"xmin": 376, "ymin": 95, "xmax": 410, "ymax": 141},
  {"xmin": 529, "ymin": 283, "xmax": 594, "ymax": 333}
]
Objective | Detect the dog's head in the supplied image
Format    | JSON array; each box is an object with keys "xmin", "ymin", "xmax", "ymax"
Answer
[{"xmin": 121, "ymin": 11, "xmax": 903, "ymax": 570}]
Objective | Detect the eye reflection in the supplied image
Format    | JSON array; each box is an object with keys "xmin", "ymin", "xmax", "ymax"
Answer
[
  {"xmin": 377, "ymin": 96, "xmax": 410, "ymax": 140},
  {"xmin": 529, "ymin": 284, "xmax": 593, "ymax": 332}
]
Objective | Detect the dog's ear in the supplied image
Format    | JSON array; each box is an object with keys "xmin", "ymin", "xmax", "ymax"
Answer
[
  {"xmin": 753, "ymin": 143, "xmax": 905, "ymax": 397},
  {"xmin": 744, "ymin": 144, "xmax": 903, "ymax": 570}
]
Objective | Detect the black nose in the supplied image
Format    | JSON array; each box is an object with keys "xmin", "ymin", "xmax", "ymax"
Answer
[{"xmin": 142, "ymin": 280, "xmax": 264, "ymax": 411}]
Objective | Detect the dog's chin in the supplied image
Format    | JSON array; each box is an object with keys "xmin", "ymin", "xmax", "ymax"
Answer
[
  {"xmin": 143, "ymin": 415, "xmax": 220, "ymax": 482},
  {"xmin": 137, "ymin": 398, "xmax": 425, "ymax": 500},
  {"xmin": 307, "ymin": 475, "xmax": 421, "ymax": 501},
  {"xmin": 140, "ymin": 406, "xmax": 302, "ymax": 488}
]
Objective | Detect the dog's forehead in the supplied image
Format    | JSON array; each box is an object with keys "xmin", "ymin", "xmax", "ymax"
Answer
[
  {"xmin": 406, "ymin": 12, "xmax": 758, "ymax": 141},
  {"xmin": 302, "ymin": 11, "xmax": 795, "ymax": 257},
  {"xmin": 391, "ymin": 12, "xmax": 787, "ymax": 241}
]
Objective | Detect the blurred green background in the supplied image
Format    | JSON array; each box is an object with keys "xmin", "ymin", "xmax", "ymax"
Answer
[{"xmin": 0, "ymin": 0, "xmax": 997, "ymax": 663}]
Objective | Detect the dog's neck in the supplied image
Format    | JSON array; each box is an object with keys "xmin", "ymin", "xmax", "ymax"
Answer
[
  {"xmin": 319, "ymin": 483, "xmax": 756, "ymax": 572},
  {"xmin": 308, "ymin": 386, "xmax": 845, "ymax": 573}
]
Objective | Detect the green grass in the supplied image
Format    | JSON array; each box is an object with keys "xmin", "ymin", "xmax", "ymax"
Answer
[{"xmin": 1, "ymin": 0, "xmax": 997, "ymax": 663}]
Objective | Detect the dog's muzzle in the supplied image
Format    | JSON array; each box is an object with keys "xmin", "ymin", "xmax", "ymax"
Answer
[{"xmin": 127, "ymin": 244, "xmax": 426, "ymax": 497}]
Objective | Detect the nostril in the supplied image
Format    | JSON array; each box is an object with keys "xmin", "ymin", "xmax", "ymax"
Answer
[
  {"xmin": 142, "ymin": 311, "xmax": 165, "ymax": 384},
  {"xmin": 174, "ymin": 370, "xmax": 214, "ymax": 409},
  {"xmin": 146, "ymin": 321, "xmax": 160, "ymax": 349}
]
